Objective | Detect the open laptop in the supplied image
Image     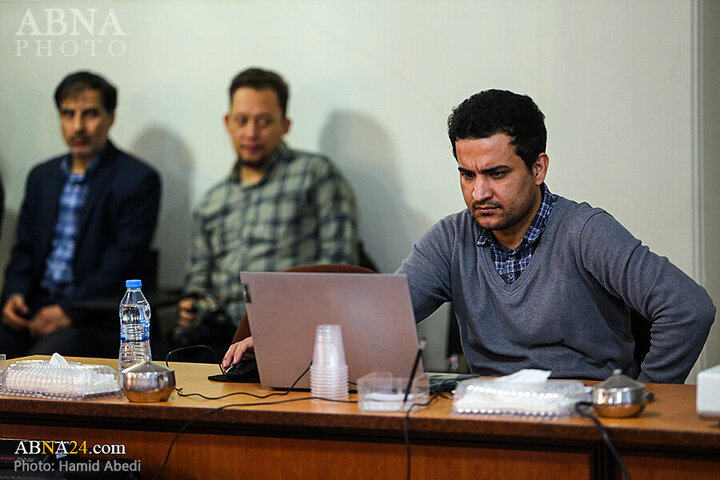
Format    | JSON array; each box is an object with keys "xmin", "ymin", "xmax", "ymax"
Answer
[{"xmin": 240, "ymin": 272, "xmax": 423, "ymax": 390}]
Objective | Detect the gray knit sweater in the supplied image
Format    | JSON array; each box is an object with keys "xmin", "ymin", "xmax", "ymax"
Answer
[{"xmin": 397, "ymin": 196, "xmax": 715, "ymax": 383}]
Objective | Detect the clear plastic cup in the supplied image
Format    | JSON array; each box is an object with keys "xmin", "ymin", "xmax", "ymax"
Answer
[
  {"xmin": 312, "ymin": 324, "xmax": 347, "ymax": 367},
  {"xmin": 311, "ymin": 325, "xmax": 348, "ymax": 400}
]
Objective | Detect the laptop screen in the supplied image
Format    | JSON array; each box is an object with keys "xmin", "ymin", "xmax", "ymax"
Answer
[{"xmin": 240, "ymin": 272, "xmax": 423, "ymax": 390}]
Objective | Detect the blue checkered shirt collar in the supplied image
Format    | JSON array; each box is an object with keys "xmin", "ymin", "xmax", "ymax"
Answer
[
  {"xmin": 60, "ymin": 155, "xmax": 100, "ymax": 181},
  {"xmin": 477, "ymin": 183, "xmax": 557, "ymax": 284}
]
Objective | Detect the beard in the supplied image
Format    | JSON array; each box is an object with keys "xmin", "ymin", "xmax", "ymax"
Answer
[
  {"xmin": 236, "ymin": 156, "xmax": 268, "ymax": 169},
  {"xmin": 471, "ymin": 191, "xmax": 539, "ymax": 232}
]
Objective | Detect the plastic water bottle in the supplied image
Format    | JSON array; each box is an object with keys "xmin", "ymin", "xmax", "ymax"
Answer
[{"xmin": 118, "ymin": 279, "xmax": 152, "ymax": 372}]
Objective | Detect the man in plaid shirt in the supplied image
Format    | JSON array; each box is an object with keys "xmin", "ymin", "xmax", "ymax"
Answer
[{"xmin": 176, "ymin": 68, "xmax": 358, "ymax": 354}]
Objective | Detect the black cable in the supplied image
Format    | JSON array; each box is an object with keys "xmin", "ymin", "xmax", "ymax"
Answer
[
  {"xmin": 164, "ymin": 344, "xmax": 222, "ymax": 371},
  {"xmin": 150, "ymin": 394, "xmax": 356, "ymax": 480},
  {"xmin": 401, "ymin": 338, "xmax": 426, "ymax": 480},
  {"xmin": 157, "ymin": 349, "xmax": 450, "ymax": 480},
  {"xmin": 403, "ymin": 393, "xmax": 443, "ymax": 480},
  {"xmin": 404, "ymin": 406, "xmax": 411, "ymax": 480},
  {"xmin": 176, "ymin": 363, "xmax": 312, "ymax": 401},
  {"xmin": 164, "ymin": 343, "xmax": 260, "ymax": 387},
  {"xmin": 402, "ymin": 339, "xmax": 426, "ymax": 405},
  {"xmin": 575, "ymin": 402, "xmax": 632, "ymax": 480},
  {"xmin": 152, "ymin": 361, "xmax": 358, "ymax": 480}
]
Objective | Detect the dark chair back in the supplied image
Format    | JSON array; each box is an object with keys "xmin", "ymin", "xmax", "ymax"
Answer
[
  {"xmin": 139, "ymin": 249, "xmax": 159, "ymax": 290},
  {"xmin": 357, "ymin": 240, "xmax": 378, "ymax": 272},
  {"xmin": 630, "ymin": 309, "xmax": 651, "ymax": 369}
]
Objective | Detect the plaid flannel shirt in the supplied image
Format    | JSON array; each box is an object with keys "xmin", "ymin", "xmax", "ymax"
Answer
[{"xmin": 185, "ymin": 144, "xmax": 358, "ymax": 324}]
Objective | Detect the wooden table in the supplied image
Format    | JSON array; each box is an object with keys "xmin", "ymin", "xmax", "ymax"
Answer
[{"xmin": 0, "ymin": 357, "xmax": 718, "ymax": 479}]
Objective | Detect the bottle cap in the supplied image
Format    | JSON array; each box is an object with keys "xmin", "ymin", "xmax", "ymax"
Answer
[{"xmin": 125, "ymin": 279, "xmax": 142, "ymax": 288}]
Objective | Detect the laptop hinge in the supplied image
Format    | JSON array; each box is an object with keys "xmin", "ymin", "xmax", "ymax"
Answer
[{"xmin": 241, "ymin": 283, "xmax": 252, "ymax": 303}]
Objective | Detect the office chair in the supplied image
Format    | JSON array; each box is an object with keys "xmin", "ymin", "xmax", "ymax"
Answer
[{"xmin": 630, "ymin": 309, "xmax": 651, "ymax": 368}]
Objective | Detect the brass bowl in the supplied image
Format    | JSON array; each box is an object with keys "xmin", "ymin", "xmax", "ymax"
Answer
[
  {"xmin": 592, "ymin": 387, "xmax": 647, "ymax": 418},
  {"xmin": 121, "ymin": 362, "xmax": 175, "ymax": 403},
  {"xmin": 592, "ymin": 369, "xmax": 647, "ymax": 418}
]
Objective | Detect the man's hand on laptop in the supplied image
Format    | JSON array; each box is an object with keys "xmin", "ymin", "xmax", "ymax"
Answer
[{"xmin": 222, "ymin": 337, "xmax": 255, "ymax": 370}]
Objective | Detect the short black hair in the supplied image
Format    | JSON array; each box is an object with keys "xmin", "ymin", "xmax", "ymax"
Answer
[
  {"xmin": 447, "ymin": 89, "xmax": 546, "ymax": 170},
  {"xmin": 54, "ymin": 71, "xmax": 117, "ymax": 113},
  {"xmin": 229, "ymin": 67, "xmax": 289, "ymax": 116}
]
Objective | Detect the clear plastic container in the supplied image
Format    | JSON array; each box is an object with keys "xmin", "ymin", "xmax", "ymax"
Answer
[
  {"xmin": 358, "ymin": 372, "xmax": 429, "ymax": 412},
  {"xmin": 0, "ymin": 359, "xmax": 122, "ymax": 400},
  {"xmin": 452, "ymin": 378, "xmax": 590, "ymax": 417}
]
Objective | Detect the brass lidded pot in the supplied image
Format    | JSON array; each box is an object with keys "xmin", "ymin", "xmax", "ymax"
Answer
[
  {"xmin": 121, "ymin": 362, "xmax": 175, "ymax": 403},
  {"xmin": 592, "ymin": 369, "xmax": 647, "ymax": 418}
]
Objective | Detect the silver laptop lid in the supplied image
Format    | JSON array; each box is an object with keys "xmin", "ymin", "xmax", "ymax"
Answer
[{"xmin": 240, "ymin": 272, "xmax": 422, "ymax": 390}]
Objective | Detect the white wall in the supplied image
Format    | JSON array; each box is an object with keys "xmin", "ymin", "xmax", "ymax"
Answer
[
  {"xmin": 702, "ymin": 0, "xmax": 720, "ymax": 369},
  {"xmin": 0, "ymin": 0, "xmax": 712, "ymax": 372}
]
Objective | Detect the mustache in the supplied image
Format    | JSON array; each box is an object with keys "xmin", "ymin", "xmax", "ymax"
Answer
[{"xmin": 472, "ymin": 201, "xmax": 502, "ymax": 209}]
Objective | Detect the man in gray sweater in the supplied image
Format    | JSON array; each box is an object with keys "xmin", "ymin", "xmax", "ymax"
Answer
[{"xmin": 396, "ymin": 89, "xmax": 715, "ymax": 384}]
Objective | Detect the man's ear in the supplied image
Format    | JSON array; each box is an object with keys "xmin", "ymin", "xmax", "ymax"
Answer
[
  {"xmin": 282, "ymin": 117, "xmax": 291, "ymax": 135},
  {"xmin": 532, "ymin": 153, "xmax": 549, "ymax": 185}
]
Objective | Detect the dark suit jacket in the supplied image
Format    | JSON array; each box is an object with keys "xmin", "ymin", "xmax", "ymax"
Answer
[
  {"xmin": 1, "ymin": 141, "xmax": 161, "ymax": 325},
  {"xmin": 0, "ymin": 170, "xmax": 4, "ymax": 240}
]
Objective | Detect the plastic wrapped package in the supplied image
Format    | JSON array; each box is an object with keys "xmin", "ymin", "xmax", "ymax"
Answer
[
  {"xmin": 0, "ymin": 358, "xmax": 121, "ymax": 401},
  {"xmin": 452, "ymin": 378, "xmax": 590, "ymax": 418}
]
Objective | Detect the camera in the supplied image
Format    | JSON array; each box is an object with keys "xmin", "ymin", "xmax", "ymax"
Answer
[{"xmin": 169, "ymin": 295, "xmax": 237, "ymax": 349}]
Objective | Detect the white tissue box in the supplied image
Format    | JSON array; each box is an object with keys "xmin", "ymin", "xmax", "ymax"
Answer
[{"xmin": 697, "ymin": 364, "xmax": 720, "ymax": 419}]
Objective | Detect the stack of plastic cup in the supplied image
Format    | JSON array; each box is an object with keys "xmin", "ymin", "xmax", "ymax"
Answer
[{"xmin": 310, "ymin": 324, "xmax": 349, "ymax": 401}]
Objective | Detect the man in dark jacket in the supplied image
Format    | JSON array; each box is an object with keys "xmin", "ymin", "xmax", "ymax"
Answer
[
  {"xmin": 0, "ymin": 171, "xmax": 4, "ymax": 240},
  {"xmin": 0, "ymin": 71, "xmax": 161, "ymax": 358}
]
